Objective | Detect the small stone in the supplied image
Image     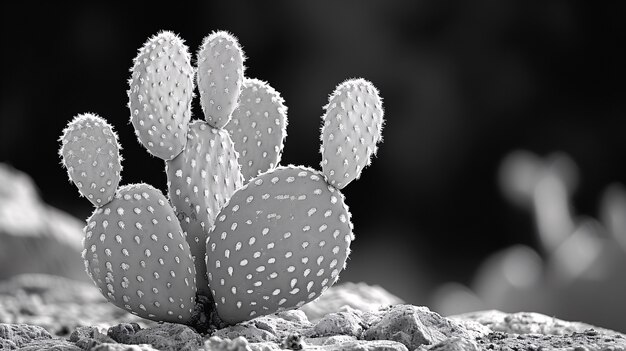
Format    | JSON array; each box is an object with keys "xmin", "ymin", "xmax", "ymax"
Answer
[
  {"xmin": 416, "ymin": 337, "xmax": 479, "ymax": 351},
  {"xmin": 108, "ymin": 323, "xmax": 201, "ymax": 351},
  {"xmin": 314, "ymin": 311, "xmax": 363, "ymax": 337},
  {"xmin": 107, "ymin": 323, "xmax": 141, "ymax": 342},
  {"xmin": 0, "ymin": 323, "xmax": 51, "ymax": 348},
  {"xmin": 16, "ymin": 338, "xmax": 83, "ymax": 350},
  {"xmin": 363, "ymin": 305, "xmax": 487, "ymax": 349},
  {"xmin": 92, "ymin": 343, "xmax": 159, "ymax": 351},
  {"xmin": 69, "ymin": 325, "xmax": 115, "ymax": 350}
]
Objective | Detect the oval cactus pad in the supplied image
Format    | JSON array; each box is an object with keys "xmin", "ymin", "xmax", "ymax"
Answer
[
  {"xmin": 320, "ymin": 78, "xmax": 384, "ymax": 189},
  {"xmin": 59, "ymin": 113, "xmax": 122, "ymax": 207},
  {"xmin": 196, "ymin": 31, "xmax": 245, "ymax": 129},
  {"xmin": 206, "ymin": 165, "xmax": 353, "ymax": 324},
  {"xmin": 82, "ymin": 183, "xmax": 197, "ymax": 323},
  {"xmin": 128, "ymin": 31, "xmax": 194, "ymax": 160},
  {"xmin": 226, "ymin": 78, "xmax": 288, "ymax": 182}
]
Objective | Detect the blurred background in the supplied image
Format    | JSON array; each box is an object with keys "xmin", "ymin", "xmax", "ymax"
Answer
[{"xmin": 1, "ymin": 1, "xmax": 625, "ymax": 331}]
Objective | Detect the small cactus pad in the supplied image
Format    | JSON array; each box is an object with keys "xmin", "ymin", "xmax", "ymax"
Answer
[
  {"xmin": 128, "ymin": 31, "xmax": 194, "ymax": 160},
  {"xmin": 59, "ymin": 113, "xmax": 122, "ymax": 207},
  {"xmin": 206, "ymin": 165, "xmax": 353, "ymax": 324},
  {"xmin": 196, "ymin": 31, "xmax": 245, "ymax": 128},
  {"xmin": 82, "ymin": 183, "xmax": 198, "ymax": 323},
  {"xmin": 166, "ymin": 121, "xmax": 244, "ymax": 292},
  {"xmin": 226, "ymin": 78, "xmax": 288, "ymax": 182},
  {"xmin": 320, "ymin": 78, "xmax": 384, "ymax": 189}
]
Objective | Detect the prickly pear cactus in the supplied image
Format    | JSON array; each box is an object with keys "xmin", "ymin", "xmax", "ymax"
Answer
[
  {"xmin": 226, "ymin": 78, "xmax": 288, "ymax": 182},
  {"xmin": 197, "ymin": 31, "xmax": 245, "ymax": 129},
  {"xmin": 59, "ymin": 113, "xmax": 122, "ymax": 207},
  {"xmin": 83, "ymin": 183, "xmax": 197, "ymax": 323},
  {"xmin": 62, "ymin": 29, "xmax": 384, "ymax": 328},
  {"xmin": 207, "ymin": 78, "xmax": 383, "ymax": 324},
  {"xmin": 128, "ymin": 31, "xmax": 194, "ymax": 161},
  {"xmin": 320, "ymin": 79, "xmax": 384, "ymax": 189}
]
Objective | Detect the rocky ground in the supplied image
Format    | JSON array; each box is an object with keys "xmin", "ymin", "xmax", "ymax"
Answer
[{"xmin": 0, "ymin": 273, "xmax": 624, "ymax": 351}]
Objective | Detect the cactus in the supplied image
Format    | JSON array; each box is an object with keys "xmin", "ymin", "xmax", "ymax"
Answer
[
  {"xmin": 207, "ymin": 78, "xmax": 383, "ymax": 324},
  {"xmin": 59, "ymin": 113, "xmax": 122, "ymax": 207},
  {"xmin": 226, "ymin": 78, "xmax": 288, "ymax": 182},
  {"xmin": 62, "ymin": 29, "xmax": 384, "ymax": 328},
  {"xmin": 320, "ymin": 78, "xmax": 384, "ymax": 189},
  {"xmin": 197, "ymin": 31, "xmax": 245, "ymax": 129},
  {"xmin": 128, "ymin": 31, "xmax": 194, "ymax": 161}
]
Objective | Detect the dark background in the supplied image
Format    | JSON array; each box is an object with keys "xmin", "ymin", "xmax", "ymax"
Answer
[{"xmin": 1, "ymin": 1, "xmax": 625, "ymax": 326}]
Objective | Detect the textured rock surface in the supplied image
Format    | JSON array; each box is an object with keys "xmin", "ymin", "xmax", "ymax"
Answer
[
  {"xmin": 300, "ymin": 281, "xmax": 403, "ymax": 321},
  {"xmin": 0, "ymin": 274, "xmax": 624, "ymax": 350},
  {"xmin": 453, "ymin": 310, "xmax": 618, "ymax": 335},
  {"xmin": 0, "ymin": 164, "xmax": 86, "ymax": 281},
  {"xmin": 0, "ymin": 274, "xmax": 156, "ymax": 336},
  {"xmin": 362, "ymin": 305, "xmax": 490, "ymax": 349},
  {"xmin": 0, "ymin": 323, "xmax": 51, "ymax": 349}
]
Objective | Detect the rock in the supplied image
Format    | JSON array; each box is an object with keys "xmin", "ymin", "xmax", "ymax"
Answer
[
  {"xmin": 0, "ymin": 274, "xmax": 154, "ymax": 336},
  {"xmin": 69, "ymin": 325, "xmax": 116, "ymax": 349},
  {"xmin": 301, "ymin": 282, "xmax": 403, "ymax": 321},
  {"xmin": 15, "ymin": 338, "xmax": 83, "ymax": 350},
  {"xmin": 452, "ymin": 310, "xmax": 619, "ymax": 336},
  {"xmin": 93, "ymin": 343, "xmax": 160, "ymax": 351},
  {"xmin": 212, "ymin": 324, "xmax": 276, "ymax": 343},
  {"xmin": 475, "ymin": 329, "xmax": 626, "ymax": 351},
  {"xmin": 213, "ymin": 312, "xmax": 313, "ymax": 343},
  {"xmin": 0, "ymin": 323, "xmax": 51, "ymax": 349},
  {"xmin": 417, "ymin": 337, "xmax": 479, "ymax": 351},
  {"xmin": 318, "ymin": 339, "xmax": 409, "ymax": 351},
  {"xmin": 362, "ymin": 305, "xmax": 490, "ymax": 350},
  {"xmin": 209, "ymin": 334, "xmax": 409, "ymax": 351},
  {"xmin": 0, "ymin": 163, "xmax": 86, "ymax": 281},
  {"xmin": 107, "ymin": 322, "xmax": 203, "ymax": 351},
  {"xmin": 205, "ymin": 336, "xmax": 256, "ymax": 351},
  {"xmin": 314, "ymin": 311, "xmax": 364, "ymax": 337}
]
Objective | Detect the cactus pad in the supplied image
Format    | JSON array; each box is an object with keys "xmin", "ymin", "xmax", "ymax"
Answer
[
  {"xmin": 226, "ymin": 78, "xmax": 288, "ymax": 182},
  {"xmin": 206, "ymin": 165, "xmax": 353, "ymax": 324},
  {"xmin": 320, "ymin": 78, "xmax": 384, "ymax": 189},
  {"xmin": 166, "ymin": 120, "xmax": 244, "ymax": 292},
  {"xmin": 82, "ymin": 183, "xmax": 198, "ymax": 323},
  {"xmin": 59, "ymin": 113, "xmax": 122, "ymax": 207},
  {"xmin": 128, "ymin": 31, "xmax": 194, "ymax": 160},
  {"xmin": 196, "ymin": 31, "xmax": 245, "ymax": 129}
]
